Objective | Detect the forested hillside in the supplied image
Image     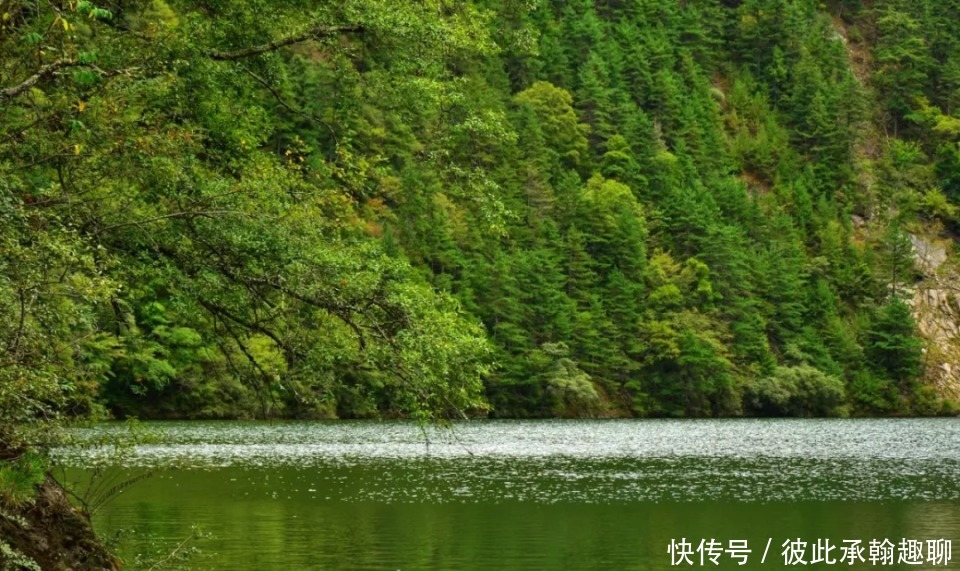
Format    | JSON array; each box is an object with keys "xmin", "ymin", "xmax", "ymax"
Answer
[{"xmin": 3, "ymin": 0, "xmax": 960, "ymax": 433}]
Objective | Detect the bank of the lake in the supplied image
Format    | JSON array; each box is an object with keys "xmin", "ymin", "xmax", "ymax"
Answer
[{"xmin": 57, "ymin": 419, "xmax": 960, "ymax": 570}]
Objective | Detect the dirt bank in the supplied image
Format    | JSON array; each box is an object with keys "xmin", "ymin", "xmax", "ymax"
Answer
[{"xmin": 0, "ymin": 476, "xmax": 120, "ymax": 571}]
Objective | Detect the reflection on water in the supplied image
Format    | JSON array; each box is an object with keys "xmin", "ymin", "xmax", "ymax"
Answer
[{"xmin": 58, "ymin": 419, "xmax": 960, "ymax": 570}]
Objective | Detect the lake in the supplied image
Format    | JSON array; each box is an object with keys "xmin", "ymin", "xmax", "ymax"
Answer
[{"xmin": 56, "ymin": 419, "xmax": 960, "ymax": 570}]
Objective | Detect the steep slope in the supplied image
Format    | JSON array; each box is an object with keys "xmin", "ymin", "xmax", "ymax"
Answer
[
  {"xmin": 2, "ymin": 0, "xmax": 959, "ymax": 432},
  {"xmin": 832, "ymin": 0, "xmax": 960, "ymax": 409},
  {"xmin": 909, "ymin": 233, "xmax": 960, "ymax": 403}
]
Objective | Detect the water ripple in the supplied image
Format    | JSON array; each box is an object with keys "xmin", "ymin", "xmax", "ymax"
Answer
[{"xmin": 55, "ymin": 419, "xmax": 960, "ymax": 503}]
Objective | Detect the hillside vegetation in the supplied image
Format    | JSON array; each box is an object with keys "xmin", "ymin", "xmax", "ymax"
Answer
[{"xmin": 3, "ymin": 0, "xmax": 960, "ymax": 447}]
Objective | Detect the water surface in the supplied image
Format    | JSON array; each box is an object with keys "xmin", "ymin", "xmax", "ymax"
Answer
[{"xmin": 59, "ymin": 419, "xmax": 960, "ymax": 569}]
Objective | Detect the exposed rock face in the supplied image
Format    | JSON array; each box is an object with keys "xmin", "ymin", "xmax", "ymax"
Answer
[
  {"xmin": 0, "ymin": 477, "xmax": 120, "ymax": 571},
  {"xmin": 910, "ymin": 234, "xmax": 947, "ymax": 275},
  {"xmin": 907, "ymin": 234, "xmax": 960, "ymax": 401}
]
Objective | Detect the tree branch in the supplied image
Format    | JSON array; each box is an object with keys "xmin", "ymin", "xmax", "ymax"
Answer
[
  {"xmin": 236, "ymin": 63, "xmax": 339, "ymax": 144},
  {"xmin": 197, "ymin": 298, "xmax": 302, "ymax": 361},
  {"xmin": 0, "ymin": 60, "xmax": 88, "ymax": 103},
  {"xmin": 93, "ymin": 209, "xmax": 240, "ymax": 234},
  {"xmin": 205, "ymin": 24, "xmax": 364, "ymax": 61},
  {"xmin": 0, "ymin": 60, "xmax": 138, "ymax": 104}
]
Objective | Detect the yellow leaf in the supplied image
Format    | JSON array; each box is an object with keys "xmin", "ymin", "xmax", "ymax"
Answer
[
  {"xmin": 2, "ymin": 13, "xmax": 10, "ymax": 22},
  {"xmin": 74, "ymin": 144, "xmax": 82, "ymax": 155},
  {"xmin": 62, "ymin": 19, "xmax": 69, "ymax": 31},
  {"xmin": 77, "ymin": 101, "xmax": 86, "ymax": 112}
]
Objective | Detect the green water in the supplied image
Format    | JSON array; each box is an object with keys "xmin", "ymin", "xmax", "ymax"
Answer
[{"xmin": 58, "ymin": 419, "xmax": 960, "ymax": 570}]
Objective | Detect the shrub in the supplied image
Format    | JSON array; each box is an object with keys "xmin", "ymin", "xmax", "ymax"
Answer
[
  {"xmin": 847, "ymin": 371, "xmax": 901, "ymax": 414},
  {"xmin": 744, "ymin": 365, "xmax": 846, "ymax": 416}
]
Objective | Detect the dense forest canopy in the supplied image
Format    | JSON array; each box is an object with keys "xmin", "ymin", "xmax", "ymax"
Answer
[{"xmin": 3, "ymin": 0, "xmax": 960, "ymax": 460}]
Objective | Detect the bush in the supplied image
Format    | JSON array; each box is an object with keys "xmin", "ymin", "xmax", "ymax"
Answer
[
  {"xmin": 912, "ymin": 385, "xmax": 960, "ymax": 416},
  {"xmin": 744, "ymin": 365, "xmax": 846, "ymax": 416},
  {"xmin": 542, "ymin": 343, "xmax": 603, "ymax": 417},
  {"xmin": 847, "ymin": 371, "xmax": 901, "ymax": 414},
  {"xmin": 941, "ymin": 398, "xmax": 960, "ymax": 416},
  {"xmin": 912, "ymin": 385, "xmax": 942, "ymax": 416}
]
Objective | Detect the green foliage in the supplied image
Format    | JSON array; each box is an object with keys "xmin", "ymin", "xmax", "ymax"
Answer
[
  {"xmin": 0, "ymin": 455, "xmax": 45, "ymax": 507},
  {"xmin": 0, "ymin": 0, "xmax": 498, "ymax": 457},
  {"xmin": 866, "ymin": 298, "xmax": 924, "ymax": 389},
  {"xmin": 847, "ymin": 371, "xmax": 901, "ymax": 414},
  {"xmin": 873, "ymin": 4, "xmax": 931, "ymax": 134},
  {"xmin": 0, "ymin": 0, "xmax": 950, "ymax": 425},
  {"xmin": 514, "ymin": 81, "xmax": 590, "ymax": 167},
  {"xmin": 744, "ymin": 366, "xmax": 847, "ymax": 417},
  {"xmin": 540, "ymin": 342, "xmax": 602, "ymax": 418}
]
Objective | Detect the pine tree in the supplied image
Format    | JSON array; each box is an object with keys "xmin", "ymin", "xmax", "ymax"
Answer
[
  {"xmin": 874, "ymin": 5, "xmax": 932, "ymax": 135},
  {"xmin": 514, "ymin": 81, "xmax": 591, "ymax": 169},
  {"xmin": 879, "ymin": 220, "xmax": 918, "ymax": 298},
  {"xmin": 866, "ymin": 298, "xmax": 924, "ymax": 388},
  {"xmin": 577, "ymin": 51, "xmax": 615, "ymax": 148}
]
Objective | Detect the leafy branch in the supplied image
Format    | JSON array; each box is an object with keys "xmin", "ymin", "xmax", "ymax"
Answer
[
  {"xmin": 205, "ymin": 24, "xmax": 364, "ymax": 61},
  {"xmin": 0, "ymin": 60, "xmax": 88, "ymax": 102}
]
